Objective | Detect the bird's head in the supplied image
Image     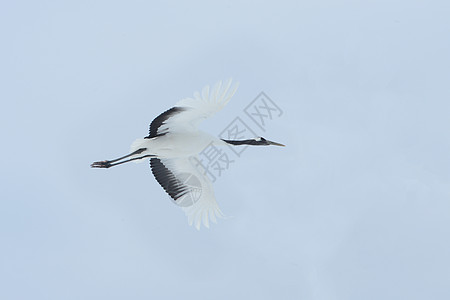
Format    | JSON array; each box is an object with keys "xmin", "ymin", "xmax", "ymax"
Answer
[{"xmin": 254, "ymin": 137, "xmax": 285, "ymax": 147}]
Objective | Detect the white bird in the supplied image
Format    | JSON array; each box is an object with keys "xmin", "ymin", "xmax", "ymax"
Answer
[{"xmin": 91, "ymin": 80, "xmax": 284, "ymax": 229}]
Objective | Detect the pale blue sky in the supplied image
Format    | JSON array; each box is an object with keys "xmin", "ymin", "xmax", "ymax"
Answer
[{"xmin": 1, "ymin": 1, "xmax": 449, "ymax": 299}]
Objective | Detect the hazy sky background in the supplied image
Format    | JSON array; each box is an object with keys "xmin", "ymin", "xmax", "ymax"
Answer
[{"xmin": 1, "ymin": 1, "xmax": 449, "ymax": 299}]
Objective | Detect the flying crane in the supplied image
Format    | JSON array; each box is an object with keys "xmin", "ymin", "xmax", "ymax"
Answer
[{"xmin": 91, "ymin": 80, "xmax": 284, "ymax": 229}]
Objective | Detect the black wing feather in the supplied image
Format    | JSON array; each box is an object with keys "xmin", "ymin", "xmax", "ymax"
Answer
[
  {"xmin": 146, "ymin": 107, "xmax": 186, "ymax": 138},
  {"xmin": 150, "ymin": 158, "xmax": 189, "ymax": 201}
]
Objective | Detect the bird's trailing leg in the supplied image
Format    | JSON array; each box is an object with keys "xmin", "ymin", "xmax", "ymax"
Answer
[{"xmin": 91, "ymin": 148, "xmax": 152, "ymax": 168}]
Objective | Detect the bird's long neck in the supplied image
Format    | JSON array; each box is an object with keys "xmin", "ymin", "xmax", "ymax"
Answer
[{"xmin": 221, "ymin": 139, "xmax": 263, "ymax": 146}]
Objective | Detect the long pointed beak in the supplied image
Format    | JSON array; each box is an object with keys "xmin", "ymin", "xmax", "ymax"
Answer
[{"xmin": 268, "ymin": 140, "xmax": 285, "ymax": 147}]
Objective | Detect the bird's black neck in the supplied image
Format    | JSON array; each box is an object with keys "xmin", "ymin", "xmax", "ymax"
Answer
[{"xmin": 222, "ymin": 139, "xmax": 262, "ymax": 146}]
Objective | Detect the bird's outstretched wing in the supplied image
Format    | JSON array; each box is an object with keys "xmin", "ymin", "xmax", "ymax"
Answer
[
  {"xmin": 147, "ymin": 79, "xmax": 239, "ymax": 138},
  {"xmin": 150, "ymin": 157, "xmax": 223, "ymax": 229}
]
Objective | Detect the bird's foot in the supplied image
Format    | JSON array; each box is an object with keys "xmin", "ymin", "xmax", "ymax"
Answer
[{"xmin": 91, "ymin": 160, "xmax": 111, "ymax": 168}]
